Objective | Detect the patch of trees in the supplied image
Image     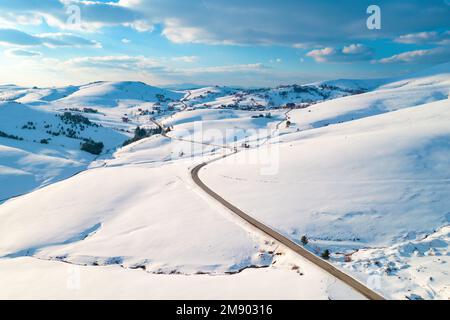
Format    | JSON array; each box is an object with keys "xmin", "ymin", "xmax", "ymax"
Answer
[
  {"xmin": 251, "ymin": 113, "xmax": 272, "ymax": 119},
  {"xmin": 122, "ymin": 126, "xmax": 163, "ymax": 146},
  {"xmin": 156, "ymin": 94, "xmax": 167, "ymax": 103},
  {"xmin": 58, "ymin": 112, "xmax": 99, "ymax": 127},
  {"xmin": 65, "ymin": 107, "xmax": 99, "ymax": 114},
  {"xmin": 80, "ymin": 139, "xmax": 104, "ymax": 155},
  {"xmin": 22, "ymin": 121, "xmax": 36, "ymax": 130},
  {"xmin": 0, "ymin": 130, "xmax": 23, "ymax": 141},
  {"xmin": 293, "ymin": 85, "xmax": 314, "ymax": 94}
]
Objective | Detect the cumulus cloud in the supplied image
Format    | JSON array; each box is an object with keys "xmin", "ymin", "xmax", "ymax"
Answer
[
  {"xmin": 128, "ymin": 0, "xmax": 450, "ymax": 45},
  {"xmin": 307, "ymin": 44, "xmax": 374, "ymax": 63},
  {"xmin": 378, "ymin": 47, "xmax": 450, "ymax": 64},
  {"xmin": 0, "ymin": 0, "xmax": 146, "ymax": 32},
  {"xmin": 0, "ymin": 28, "xmax": 101, "ymax": 48},
  {"xmin": 395, "ymin": 31, "xmax": 450, "ymax": 45},
  {"xmin": 161, "ymin": 19, "xmax": 227, "ymax": 45}
]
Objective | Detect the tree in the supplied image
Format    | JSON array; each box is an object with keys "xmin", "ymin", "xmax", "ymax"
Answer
[
  {"xmin": 301, "ymin": 235, "xmax": 308, "ymax": 246},
  {"xmin": 81, "ymin": 139, "xmax": 104, "ymax": 155},
  {"xmin": 321, "ymin": 249, "xmax": 330, "ymax": 260}
]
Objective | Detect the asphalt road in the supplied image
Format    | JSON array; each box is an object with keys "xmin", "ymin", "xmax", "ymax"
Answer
[
  {"xmin": 191, "ymin": 158, "xmax": 385, "ymax": 301},
  {"xmin": 152, "ymin": 108, "xmax": 385, "ymax": 300}
]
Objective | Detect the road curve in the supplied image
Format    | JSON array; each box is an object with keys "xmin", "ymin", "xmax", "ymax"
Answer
[
  {"xmin": 151, "ymin": 107, "xmax": 384, "ymax": 300},
  {"xmin": 191, "ymin": 159, "xmax": 385, "ymax": 301}
]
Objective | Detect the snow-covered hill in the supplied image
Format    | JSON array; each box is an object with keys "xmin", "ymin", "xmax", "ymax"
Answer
[
  {"xmin": 0, "ymin": 78, "xmax": 373, "ymax": 201},
  {"xmin": 0, "ymin": 101, "xmax": 133, "ymax": 200},
  {"xmin": 0, "ymin": 131, "xmax": 362, "ymax": 300},
  {"xmin": 58, "ymin": 81, "xmax": 184, "ymax": 108},
  {"xmin": 0, "ymin": 81, "xmax": 190, "ymax": 200},
  {"xmin": 286, "ymin": 62, "xmax": 450, "ymax": 131},
  {"xmin": 200, "ymin": 64, "xmax": 450, "ymax": 299},
  {"xmin": 183, "ymin": 82, "xmax": 373, "ymax": 110},
  {"xmin": 0, "ymin": 64, "xmax": 449, "ymax": 299}
]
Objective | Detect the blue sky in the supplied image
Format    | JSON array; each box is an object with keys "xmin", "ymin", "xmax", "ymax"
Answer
[{"xmin": 0, "ymin": 0, "xmax": 449, "ymax": 87}]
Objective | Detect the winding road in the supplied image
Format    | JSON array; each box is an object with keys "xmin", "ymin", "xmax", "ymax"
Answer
[
  {"xmin": 191, "ymin": 159, "xmax": 384, "ymax": 300},
  {"xmin": 152, "ymin": 103, "xmax": 385, "ymax": 300}
]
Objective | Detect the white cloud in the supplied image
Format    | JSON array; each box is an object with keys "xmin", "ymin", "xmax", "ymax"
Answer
[
  {"xmin": 123, "ymin": 20, "xmax": 153, "ymax": 32},
  {"xmin": 38, "ymin": 33, "xmax": 102, "ymax": 48},
  {"xmin": 171, "ymin": 56, "xmax": 198, "ymax": 63},
  {"xmin": 395, "ymin": 31, "xmax": 450, "ymax": 45},
  {"xmin": 378, "ymin": 47, "xmax": 450, "ymax": 64},
  {"xmin": 161, "ymin": 19, "xmax": 231, "ymax": 45},
  {"xmin": 307, "ymin": 44, "xmax": 374, "ymax": 63},
  {"xmin": 65, "ymin": 55, "xmax": 163, "ymax": 72},
  {"xmin": 121, "ymin": 38, "xmax": 131, "ymax": 44},
  {"xmin": 66, "ymin": 55, "xmax": 266, "ymax": 75},
  {"xmin": 0, "ymin": 13, "xmax": 42, "ymax": 28},
  {"xmin": 123, "ymin": 0, "xmax": 450, "ymax": 46},
  {"xmin": 0, "ymin": 1, "xmax": 449, "ymax": 46},
  {"xmin": 5, "ymin": 48, "xmax": 42, "ymax": 57},
  {"xmin": 0, "ymin": 0, "xmax": 148, "ymax": 32},
  {"xmin": 186, "ymin": 63, "xmax": 268, "ymax": 74},
  {"xmin": 0, "ymin": 28, "xmax": 101, "ymax": 48}
]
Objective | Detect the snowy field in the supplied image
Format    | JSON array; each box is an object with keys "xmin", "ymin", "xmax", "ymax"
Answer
[
  {"xmin": 200, "ymin": 65, "xmax": 450, "ymax": 299},
  {"xmin": 0, "ymin": 133, "xmax": 363, "ymax": 299},
  {"xmin": 0, "ymin": 63, "xmax": 449, "ymax": 300}
]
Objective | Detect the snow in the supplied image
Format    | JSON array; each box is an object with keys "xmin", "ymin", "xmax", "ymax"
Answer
[
  {"xmin": 0, "ymin": 255, "xmax": 362, "ymax": 300},
  {"xmin": 0, "ymin": 101, "xmax": 129, "ymax": 200},
  {"xmin": 183, "ymin": 82, "xmax": 371, "ymax": 111},
  {"xmin": 287, "ymin": 62, "xmax": 449, "ymax": 131},
  {"xmin": 58, "ymin": 81, "xmax": 184, "ymax": 108},
  {"xmin": 202, "ymin": 99, "xmax": 450, "ymax": 249},
  {"xmin": 199, "ymin": 65, "xmax": 450, "ymax": 299},
  {"xmin": 162, "ymin": 108, "xmax": 284, "ymax": 148},
  {"xmin": 0, "ymin": 134, "xmax": 365, "ymax": 299},
  {"xmin": 1, "ymin": 64, "xmax": 449, "ymax": 299}
]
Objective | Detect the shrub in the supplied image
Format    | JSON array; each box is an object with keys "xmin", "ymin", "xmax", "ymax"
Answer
[
  {"xmin": 122, "ymin": 126, "xmax": 163, "ymax": 146},
  {"xmin": 321, "ymin": 249, "xmax": 330, "ymax": 260},
  {"xmin": 22, "ymin": 121, "xmax": 36, "ymax": 130},
  {"xmin": 60, "ymin": 112, "xmax": 92, "ymax": 125},
  {"xmin": 301, "ymin": 235, "xmax": 308, "ymax": 246},
  {"xmin": 81, "ymin": 139, "xmax": 104, "ymax": 155},
  {"xmin": 0, "ymin": 130, "xmax": 23, "ymax": 141},
  {"xmin": 83, "ymin": 108, "xmax": 98, "ymax": 114},
  {"xmin": 59, "ymin": 112, "xmax": 99, "ymax": 128}
]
